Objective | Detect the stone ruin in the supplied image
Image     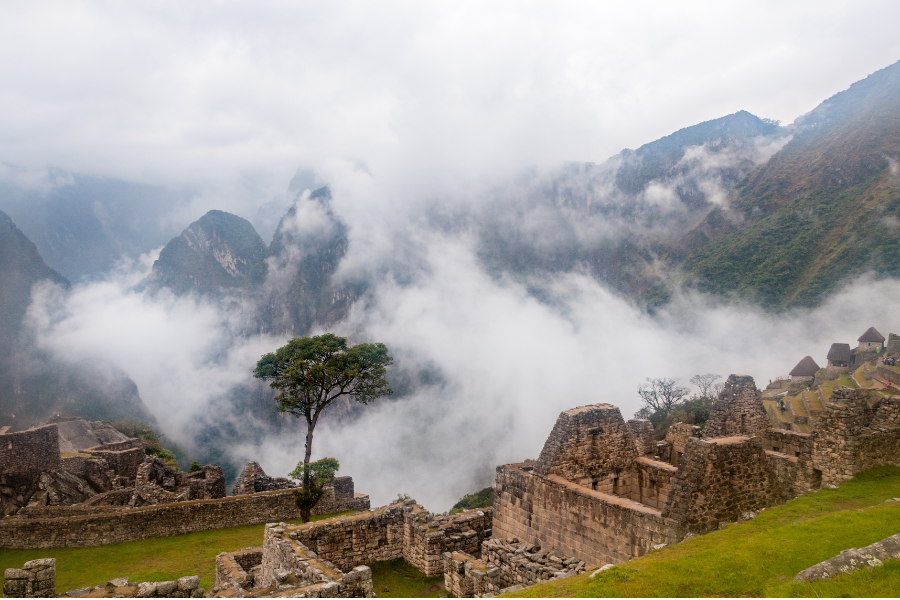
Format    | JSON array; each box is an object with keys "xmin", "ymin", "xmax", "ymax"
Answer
[
  {"xmin": 232, "ymin": 461, "xmax": 297, "ymax": 495},
  {"xmin": 1, "ymin": 417, "xmax": 370, "ymax": 549},
  {"xmin": 213, "ymin": 495, "xmax": 493, "ymax": 597},
  {"xmin": 486, "ymin": 372, "xmax": 900, "ymax": 586},
  {"xmin": 0, "ymin": 416, "xmax": 225, "ymax": 519}
]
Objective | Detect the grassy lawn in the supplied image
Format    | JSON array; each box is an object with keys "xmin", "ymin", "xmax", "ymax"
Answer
[
  {"xmin": 509, "ymin": 466, "xmax": 900, "ymax": 598},
  {"xmin": 369, "ymin": 559, "xmax": 446, "ymax": 598},
  {"xmin": 0, "ymin": 512, "xmax": 355, "ymax": 596},
  {"xmin": 836, "ymin": 373, "xmax": 858, "ymax": 389}
]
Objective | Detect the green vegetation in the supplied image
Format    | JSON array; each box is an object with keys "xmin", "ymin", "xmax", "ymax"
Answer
[
  {"xmin": 369, "ymin": 559, "xmax": 445, "ymax": 598},
  {"xmin": 508, "ymin": 466, "xmax": 900, "ymax": 598},
  {"xmin": 0, "ymin": 512, "xmax": 355, "ymax": 596},
  {"xmin": 450, "ymin": 487, "xmax": 494, "ymax": 514},
  {"xmin": 288, "ymin": 457, "xmax": 340, "ymax": 523}
]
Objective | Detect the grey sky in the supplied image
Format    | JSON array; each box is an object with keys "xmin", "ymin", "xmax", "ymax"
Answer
[{"xmin": 1, "ymin": 1, "xmax": 899, "ymax": 211}]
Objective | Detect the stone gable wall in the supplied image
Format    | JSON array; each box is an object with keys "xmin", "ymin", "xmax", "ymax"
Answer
[
  {"xmin": 704, "ymin": 375, "xmax": 769, "ymax": 439},
  {"xmin": 534, "ymin": 405, "xmax": 637, "ymax": 483},
  {"xmin": 0, "ymin": 425, "xmax": 60, "ymax": 476},
  {"xmin": 0, "ymin": 487, "xmax": 370, "ymax": 550},
  {"xmin": 627, "ymin": 419, "xmax": 655, "ymax": 457}
]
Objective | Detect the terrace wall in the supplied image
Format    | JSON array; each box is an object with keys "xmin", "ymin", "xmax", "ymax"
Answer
[{"xmin": 0, "ymin": 487, "xmax": 370, "ymax": 550}]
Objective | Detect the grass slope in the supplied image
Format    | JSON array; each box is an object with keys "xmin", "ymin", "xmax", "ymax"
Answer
[
  {"xmin": 509, "ymin": 466, "xmax": 900, "ymax": 597},
  {"xmin": 0, "ymin": 512, "xmax": 354, "ymax": 596}
]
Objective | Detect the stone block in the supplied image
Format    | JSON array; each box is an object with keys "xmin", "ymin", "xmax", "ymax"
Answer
[
  {"xmin": 23, "ymin": 558, "xmax": 56, "ymax": 570},
  {"xmin": 155, "ymin": 580, "xmax": 177, "ymax": 595},
  {"xmin": 176, "ymin": 576, "xmax": 199, "ymax": 591},
  {"xmin": 5, "ymin": 567, "xmax": 30, "ymax": 580},
  {"xmin": 136, "ymin": 581, "xmax": 157, "ymax": 597}
]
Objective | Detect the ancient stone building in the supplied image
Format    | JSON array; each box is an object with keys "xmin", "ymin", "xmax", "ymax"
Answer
[
  {"xmin": 857, "ymin": 326, "xmax": 885, "ymax": 352},
  {"xmin": 493, "ymin": 372, "xmax": 900, "ymax": 572},
  {"xmin": 789, "ymin": 356, "xmax": 820, "ymax": 384},
  {"xmin": 826, "ymin": 343, "xmax": 851, "ymax": 368},
  {"xmin": 704, "ymin": 374, "xmax": 770, "ymax": 439},
  {"xmin": 232, "ymin": 461, "xmax": 298, "ymax": 495}
]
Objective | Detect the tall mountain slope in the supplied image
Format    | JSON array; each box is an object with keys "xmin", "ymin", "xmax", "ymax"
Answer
[
  {"xmin": 0, "ymin": 210, "xmax": 153, "ymax": 428},
  {"xmin": 681, "ymin": 59, "xmax": 900, "ymax": 308},
  {"xmin": 146, "ymin": 210, "xmax": 268, "ymax": 295},
  {"xmin": 260, "ymin": 186, "xmax": 357, "ymax": 336}
]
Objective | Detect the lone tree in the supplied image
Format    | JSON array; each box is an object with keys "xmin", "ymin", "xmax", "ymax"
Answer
[{"xmin": 254, "ymin": 333, "xmax": 393, "ymax": 521}]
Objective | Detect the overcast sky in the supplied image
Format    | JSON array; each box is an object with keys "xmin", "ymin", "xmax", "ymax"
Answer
[{"xmin": 2, "ymin": 1, "xmax": 899, "ymax": 210}]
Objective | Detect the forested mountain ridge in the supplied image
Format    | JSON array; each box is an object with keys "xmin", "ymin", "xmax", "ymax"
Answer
[{"xmin": 679, "ymin": 59, "xmax": 900, "ymax": 308}]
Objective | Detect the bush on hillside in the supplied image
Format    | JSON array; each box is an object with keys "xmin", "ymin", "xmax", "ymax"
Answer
[{"xmin": 450, "ymin": 487, "xmax": 494, "ymax": 514}]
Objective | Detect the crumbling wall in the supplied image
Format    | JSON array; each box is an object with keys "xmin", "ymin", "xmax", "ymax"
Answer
[
  {"xmin": 622, "ymin": 457, "xmax": 677, "ymax": 510},
  {"xmin": 232, "ymin": 461, "xmax": 296, "ymax": 496},
  {"xmin": 627, "ymin": 419, "xmax": 655, "ymax": 457},
  {"xmin": 64, "ymin": 575, "xmax": 204, "ymax": 598},
  {"xmin": 493, "ymin": 463, "xmax": 678, "ymax": 566},
  {"xmin": 664, "ymin": 436, "xmax": 787, "ymax": 534},
  {"xmin": 704, "ymin": 375, "xmax": 769, "ymax": 439},
  {"xmin": 0, "ymin": 488, "xmax": 371, "ymax": 549},
  {"xmin": 2, "ymin": 558, "xmax": 55, "ymax": 598},
  {"xmin": 534, "ymin": 405, "xmax": 637, "ymax": 484},
  {"xmin": 215, "ymin": 548, "xmax": 262, "ymax": 591},
  {"xmin": 660, "ymin": 423, "xmax": 701, "ymax": 468},
  {"xmin": 87, "ymin": 446, "xmax": 144, "ymax": 480}
]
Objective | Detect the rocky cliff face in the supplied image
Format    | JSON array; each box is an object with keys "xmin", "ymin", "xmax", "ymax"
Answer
[{"xmin": 145, "ymin": 210, "xmax": 268, "ymax": 296}]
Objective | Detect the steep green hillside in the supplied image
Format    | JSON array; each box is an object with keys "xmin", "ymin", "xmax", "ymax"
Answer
[
  {"xmin": 681, "ymin": 59, "xmax": 900, "ymax": 308},
  {"xmin": 146, "ymin": 210, "xmax": 268, "ymax": 296},
  {"xmin": 510, "ymin": 466, "xmax": 900, "ymax": 598}
]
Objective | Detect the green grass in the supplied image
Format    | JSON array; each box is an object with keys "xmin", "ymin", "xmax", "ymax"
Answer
[
  {"xmin": 0, "ymin": 512, "xmax": 355, "ymax": 596},
  {"xmin": 508, "ymin": 466, "xmax": 900, "ymax": 597},
  {"xmin": 369, "ymin": 559, "xmax": 446, "ymax": 598},
  {"xmin": 836, "ymin": 373, "xmax": 858, "ymax": 389}
]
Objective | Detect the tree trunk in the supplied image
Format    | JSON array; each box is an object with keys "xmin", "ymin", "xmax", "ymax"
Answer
[{"xmin": 301, "ymin": 413, "xmax": 315, "ymax": 523}]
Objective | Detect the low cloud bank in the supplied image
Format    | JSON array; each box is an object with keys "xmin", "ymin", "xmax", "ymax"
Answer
[{"xmin": 27, "ymin": 225, "xmax": 900, "ymax": 511}]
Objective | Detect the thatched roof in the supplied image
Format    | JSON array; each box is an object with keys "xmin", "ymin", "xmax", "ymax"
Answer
[
  {"xmin": 790, "ymin": 355, "xmax": 820, "ymax": 377},
  {"xmin": 858, "ymin": 327, "xmax": 885, "ymax": 343},
  {"xmin": 827, "ymin": 343, "xmax": 851, "ymax": 362}
]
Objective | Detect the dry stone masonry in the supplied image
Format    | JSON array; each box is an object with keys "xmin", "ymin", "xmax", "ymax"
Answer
[
  {"xmin": 494, "ymin": 372, "xmax": 900, "ymax": 573},
  {"xmin": 64, "ymin": 575, "xmax": 204, "ymax": 598},
  {"xmin": 3, "ymin": 558, "xmax": 55, "ymax": 598}
]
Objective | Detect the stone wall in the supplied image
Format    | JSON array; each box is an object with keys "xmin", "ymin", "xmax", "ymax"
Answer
[
  {"xmin": 64, "ymin": 575, "xmax": 203, "ymax": 598},
  {"xmin": 0, "ymin": 425, "xmax": 60, "ymax": 516},
  {"xmin": 812, "ymin": 388, "xmax": 900, "ymax": 485},
  {"xmin": 3, "ymin": 558, "xmax": 55, "ymax": 598},
  {"xmin": 493, "ymin": 463, "xmax": 678, "ymax": 567},
  {"xmin": 660, "ymin": 423, "xmax": 701, "ymax": 468},
  {"xmin": 0, "ymin": 487, "xmax": 370, "ymax": 550},
  {"xmin": 622, "ymin": 457, "xmax": 677, "ymax": 510},
  {"xmin": 87, "ymin": 446, "xmax": 145, "ymax": 480},
  {"xmin": 762, "ymin": 429, "xmax": 819, "ymax": 495},
  {"xmin": 704, "ymin": 375, "xmax": 769, "ymax": 439},
  {"xmin": 0, "ymin": 425, "xmax": 60, "ymax": 476},
  {"xmin": 876, "ymin": 365, "xmax": 900, "ymax": 386},
  {"xmin": 664, "ymin": 436, "xmax": 787, "ymax": 534}
]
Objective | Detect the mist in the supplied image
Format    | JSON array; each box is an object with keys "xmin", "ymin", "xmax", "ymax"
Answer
[{"xmin": 25, "ymin": 199, "xmax": 900, "ymax": 510}]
